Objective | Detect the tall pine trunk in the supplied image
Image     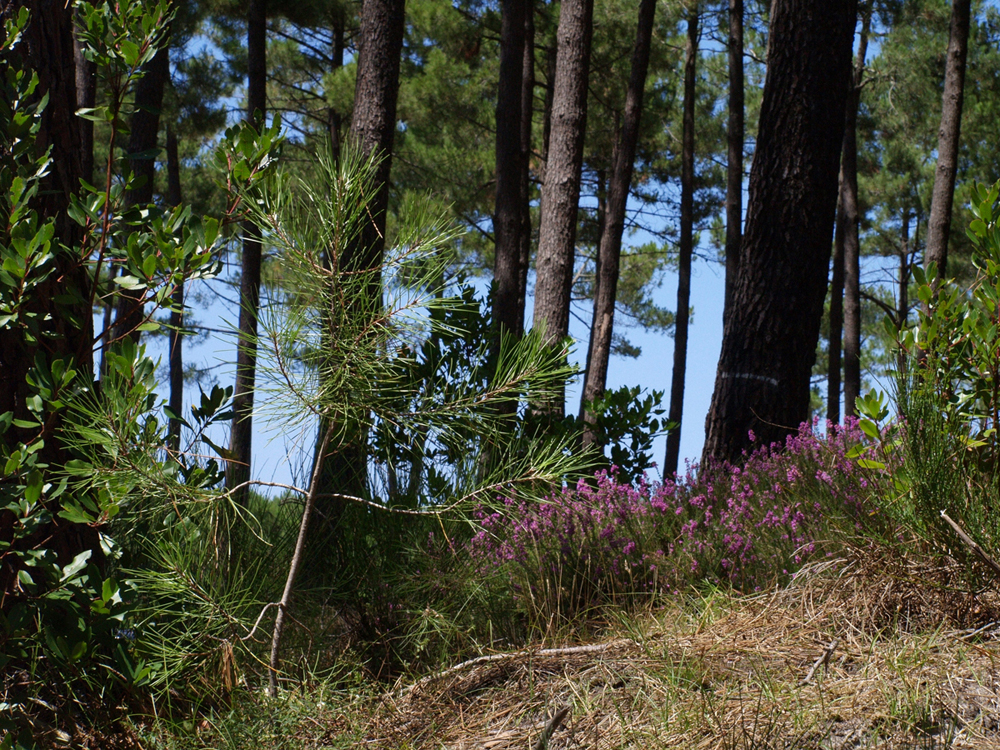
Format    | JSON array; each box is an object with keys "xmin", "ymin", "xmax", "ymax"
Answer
[
  {"xmin": 166, "ymin": 121, "xmax": 184, "ymax": 454},
  {"xmin": 531, "ymin": 0, "xmax": 593, "ymax": 414},
  {"xmin": 73, "ymin": 4, "xmax": 95, "ymax": 185},
  {"xmin": 664, "ymin": 5, "xmax": 698, "ymax": 477},
  {"xmin": 112, "ymin": 43, "xmax": 170, "ymax": 345},
  {"xmin": 1, "ymin": 0, "xmax": 97, "ymax": 604},
  {"xmin": 723, "ymin": 0, "xmax": 743, "ymax": 327},
  {"xmin": 328, "ymin": 7, "xmax": 345, "ymax": 163},
  {"xmin": 898, "ymin": 209, "xmax": 911, "ymax": 330},
  {"xmin": 226, "ymin": 0, "xmax": 267, "ymax": 507},
  {"xmin": 307, "ymin": 0, "xmax": 407, "ymax": 560},
  {"xmin": 492, "ymin": 0, "xmax": 528, "ymax": 348},
  {"xmin": 517, "ymin": 2, "xmax": 534, "ymax": 327},
  {"xmin": 579, "ymin": 0, "xmax": 655, "ymax": 445},
  {"xmin": 702, "ymin": 0, "xmax": 857, "ymax": 466},
  {"xmin": 841, "ymin": 7, "xmax": 870, "ymax": 420},
  {"xmin": 924, "ymin": 0, "xmax": 971, "ymax": 281},
  {"xmin": 827, "ymin": 178, "xmax": 844, "ymax": 426}
]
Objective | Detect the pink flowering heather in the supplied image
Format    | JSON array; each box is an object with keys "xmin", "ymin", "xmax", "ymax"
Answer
[{"xmin": 467, "ymin": 420, "xmax": 877, "ymax": 622}]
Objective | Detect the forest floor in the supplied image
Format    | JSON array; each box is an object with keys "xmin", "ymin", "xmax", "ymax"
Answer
[
  {"xmin": 339, "ymin": 553, "xmax": 1000, "ymax": 750},
  {"xmin": 46, "ymin": 550, "xmax": 1000, "ymax": 749}
]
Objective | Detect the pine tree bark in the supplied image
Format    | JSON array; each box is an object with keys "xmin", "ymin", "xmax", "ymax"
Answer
[
  {"xmin": 827, "ymin": 181, "xmax": 844, "ymax": 426},
  {"xmin": 517, "ymin": 2, "xmax": 534, "ymax": 331},
  {"xmin": 226, "ymin": 0, "xmax": 267, "ymax": 507},
  {"xmin": 492, "ymin": 0, "xmax": 528, "ymax": 348},
  {"xmin": 328, "ymin": 7, "xmax": 345, "ymax": 163},
  {"xmin": 0, "ymin": 0, "xmax": 96, "ymax": 604},
  {"xmin": 531, "ymin": 0, "xmax": 593, "ymax": 414},
  {"xmin": 702, "ymin": 0, "xmax": 857, "ymax": 466},
  {"xmin": 72, "ymin": 4, "xmax": 95, "ymax": 185},
  {"xmin": 308, "ymin": 0, "xmax": 406, "ymax": 552},
  {"xmin": 345, "ymin": 0, "xmax": 405, "ymax": 277},
  {"xmin": 111, "ymin": 43, "xmax": 170, "ymax": 345},
  {"xmin": 923, "ymin": 0, "xmax": 971, "ymax": 281},
  {"xmin": 579, "ymin": 0, "xmax": 656, "ymax": 443},
  {"xmin": 540, "ymin": 39, "xmax": 557, "ymax": 182},
  {"xmin": 841, "ymin": 8, "xmax": 870, "ymax": 420},
  {"xmin": 166, "ymin": 122, "xmax": 184, "ymax": 454},
  {"xmin": 664, "ymin": 5, "xmax": 698, "ymax": 477},
  {"xmin": 723, "ymin": 0, "xmax": 743, "ymax": 327},
  {"xmin": 898, "ymin": 209, "xmax": 911, "ymax": 330}
]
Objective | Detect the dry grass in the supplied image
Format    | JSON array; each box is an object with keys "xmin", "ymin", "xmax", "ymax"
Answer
[{"xmin": 352, "ymin": 551, "xmax": 1000, "ymax": 749}]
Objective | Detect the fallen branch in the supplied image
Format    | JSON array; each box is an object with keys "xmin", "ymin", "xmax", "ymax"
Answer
[
  {"xmin": 940, "ymin": 510, "xmax": 1000, "ymax": 580},
  {"xmin": 800, "ymin": 638, "xmax": 839, "ymax": 685},
  {"xmin": 397, "ymin": 639, "xmax": 631, "ymax": 697},
  {"xmin": 532, "ymin": 705, "xmax": 571, "ymax": 750}
]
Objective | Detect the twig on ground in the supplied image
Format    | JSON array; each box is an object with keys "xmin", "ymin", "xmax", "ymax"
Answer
[
  {"xmin": 397, "ymin": 640, "xmax": 631, "ymax": 697},
  {"xmin": 532, "ymin": 705, "xmax": 570, "ymax": 750},
  {"xmin": 800, "ymin": 638, "xmax": 839, "ymax": 686},
  {"xmin": 941, "ymin": 510, "xmax": 1000, "ymax": 580}
]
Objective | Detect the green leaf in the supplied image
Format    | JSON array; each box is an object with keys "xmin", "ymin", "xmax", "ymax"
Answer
[
  {"xmin": 141, "ymin": 253, "xmax": 157, "ymax": 279},
  {"xmin": 857, "ymin": 459, "xmax": 886, "ymax": 470},
  {"xmin": 859, "ymin": 418, "xmax": 880, "ymax": 441},
  {"xmin": 60, "ymin": 550, "xmax": 92, "ymax": 582},
  {"xmin": 113, "ymin": 275, "xmax": 144, "ymax": 290},
  {"xmin": 58, "ymin": 505, "xmax": 96, "ymax": 525}
]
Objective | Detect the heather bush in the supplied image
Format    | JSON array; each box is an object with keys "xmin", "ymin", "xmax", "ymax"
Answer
[{"xmin": 468, "ymin": 421, "xmax": 874, "ymax": 623}]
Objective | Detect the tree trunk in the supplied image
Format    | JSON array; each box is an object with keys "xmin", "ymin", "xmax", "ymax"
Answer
[
  {"xmin": 827, "ymin": 180, "xmax": 844, "ymax": 426},
  {"xmin": 540, "ymin": 38, "xmax": 557, "ymax": 182},
  {"xmin": 898, "ymin": 208, "xmax": 910, "ymax": 330},
  {"xmin": 492, "ymin": 0, "xmax": 528, "ymax": 348},
  {"xmin": 111, "ymin": 43, "xmax": 170, "ymax": 345},
  {"xmin": 579, "ymin": 0, "xmax": 656, "ymax": 443},
  {"xmin": 166, "ymin": 121, "xmax": 184, "ymax": 455},
  {"xmin": 923, "ymin": 0, "xmax": 971, "ymax": 281},
  {"xmin": 723, "ymin": 0, "xmax": 743, "ymax": 327},
  {"xmin": 664, "ymin": 5, "xmax": 698, "ymax": 478},
  {"xmin": 226, "ymin": 0, "xmax": 267, "ymax": 507},
  {"xmin": 701, "ymin": 0, "xmax": 857, "ymax": 466},
  {"xmin": 517, "ymin": 2, "xmax": 534, "ymax": 331},
  {"xmin": 308, "ymin": 0, "xmax": 406, "ymax": 554},
  {"xmin": 328, "ymin": 6, "xmax": 345, "ymax": 162},
  {"xmin": 0, "ymin": 0, "xmax": 96, "ymax": 605},
  {"xmin": 73, "ymin": 4, "xmax": 96, "ymax": 185},
  {"xmin": 531, "ymin": 0, "xmax": 593, "ymax": 414},
  {"xmin": 842, "ymin": 7, "xmax": 870, "ymax": 420}
]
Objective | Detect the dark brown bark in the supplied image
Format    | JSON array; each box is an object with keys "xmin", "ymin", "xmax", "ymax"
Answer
[
  {"xmin": 308, "ymin": 0, "xmax": 406, "ymax": 543},
  {"xmin": 516, "ymin": 2, "xmax": 534, "ymax": 333},
  {"xmin": 579, "ymin": 0, "xmax": 656, "ymax": 443},
  {"xmin": 0, "ymin": 0, "xmax": 96, "ymax": 605},
  {"xmin": 841, "ymin": 8, "xmax": 870, "ymax": 420},
  {"xmin": 531, "ymin": 0, "xmax": 593, "ymax": 413},
  {"xmin": 344, "ymin": 0, "xmax": 406, "ymax": 277},
  {"xmin": 540, "ymin": 39, "xmax": 557, "ymax": 177},
  {"xmin": 702, "ymin": 0, "xmax": 857, "ymax": 466},
  {"xmin": 328, "ymin": 7, "xmax": 345, "ymax": 162},
  {"xmin": 664, "ymin": 6, "xmax": 698, "ymax": 478},
  {"xmin": 226, "ymin": 0, "xmax": 267, "ymax": 505},
  {"xmin": 111, "ymin": 43, "xmax": 170, "ymax": 345},
  {"xmin": 492, "ymin": 0, "xmax": 529, "ymax": 348},
  {"xmin": 723, "ymin": 0, "xmax": 743, "ymax": 327},
  {"xmin": 166, "ymin": 122, "xmax": 184, "ymax": 454},
  {"xmin": 72, "ymin": 4, "xmax": 96, "ymax": 185},
  {"xmin": 827, "ymin": 181, "xmax": 844, "ymax": 426},
  {"xmin": 898, "ymin": 209, "xmax": 910, "ymax": 330},
  {"xmin": 923, "ymin": 0, "xmax": 971, "ymax": 281}
]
